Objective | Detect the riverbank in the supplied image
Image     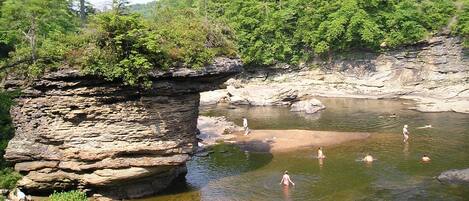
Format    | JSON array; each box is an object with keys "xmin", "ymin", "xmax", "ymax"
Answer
[
  {"xmin": 234, "ymin": 130, "xmax": 370, "ymax": 152},
  {"xmin": 197, "ymin": 116, "xmax": 370, "ymax": 153}
]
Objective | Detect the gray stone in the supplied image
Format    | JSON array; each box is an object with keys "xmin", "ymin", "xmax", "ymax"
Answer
[
  {"xmin": 290, "ymin": 99, "xmax": 326, "ymax": 114},
  {"xmin": 437, "ymin": 168, "xmax": 469, "ymax": 185}
]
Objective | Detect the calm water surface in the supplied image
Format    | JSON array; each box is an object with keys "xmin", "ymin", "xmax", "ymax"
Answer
[{"xmin": 141, "ymin": 98, "xmax": 469, "ymax": 201}]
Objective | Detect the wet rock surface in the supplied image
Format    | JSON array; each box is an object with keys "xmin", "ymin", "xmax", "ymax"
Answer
[
  {"xmin": 3, "ymin": 58, "xmax": 242, "ymax": 199},
  {"xmin": 437, "ymin": 168, "xmax": 469, "ymax": 185},
  {"xmin": 201, "ymin": 36, "xmax": 468, "ymax": 113},
  {"xmin": 290, "ymin": 99, "xmax": 326, "ymax": 114}
]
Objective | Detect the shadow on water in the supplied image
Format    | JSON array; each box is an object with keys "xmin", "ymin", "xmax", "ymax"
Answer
[{"xmin": 142, "ymin": 142, "xmax": 274, "ymax": 201}]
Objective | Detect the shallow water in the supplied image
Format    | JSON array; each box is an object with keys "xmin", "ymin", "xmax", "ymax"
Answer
[{"xmin": 140, "ymin": 98, "xmax": 469, "ymax": 201}]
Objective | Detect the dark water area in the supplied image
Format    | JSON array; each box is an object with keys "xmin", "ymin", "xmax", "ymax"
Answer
[{"xmin": 141, "ymin": 98, "xmax": 469, "ymax": 201}]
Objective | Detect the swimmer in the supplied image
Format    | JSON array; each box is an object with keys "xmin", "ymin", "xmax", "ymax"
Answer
[
  {"xmin": 362, "ymin": 153, "xmax": 374, "ymax": 162},
  {"xmin": 389, "ymin": 113, "xmax": 398, "ymax": 118},
  {"xmin": 280, "ymin": 171, "xmax": 295, "ymax": 186},
  {"xmin": 317, "ymin": 147, "xmax": 326, "ymax": 159},
  {"xmin": 421, "ymin": 154, "xmax": 431, "ymax": 162},
  {"xmin": 403, "ymin": 125, "xmax": 409, "ymax": 142},
  {"xmin": 417, "ymin": 124, "xmax": 432, "ymax": 129}
]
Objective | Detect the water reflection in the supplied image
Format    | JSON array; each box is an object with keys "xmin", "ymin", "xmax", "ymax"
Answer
[
  {"xmin": 145, "ymin": 98, "xmax": 469, "ymax": 201},
  {"xmin": 318, "ymin": 158, "xmax": 324, "ymax": 170},
  {"xmin": 282, "ymin": 186, "xmax": 292, "ymax": 201}
]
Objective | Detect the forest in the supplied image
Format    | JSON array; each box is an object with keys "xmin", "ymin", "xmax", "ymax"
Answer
[{"xmin": 0, "ymin": 0, "xmax": 467, "ymax": 83}]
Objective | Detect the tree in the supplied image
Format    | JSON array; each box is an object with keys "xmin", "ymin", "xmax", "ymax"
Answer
[{"xmin": 0, "ymin": 0, "xmax": 79, "ymax": 74}]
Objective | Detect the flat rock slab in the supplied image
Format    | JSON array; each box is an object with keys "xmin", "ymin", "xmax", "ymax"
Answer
[
  {"xmin": 234, "ymin": 129, "xmax": 370, "ymax": 152},
  {"xmin": 437, "ymin": 168, "xmax": 469, "ymax": 185}
]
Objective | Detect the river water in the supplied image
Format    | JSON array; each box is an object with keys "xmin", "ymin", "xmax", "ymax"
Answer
[{"xmin": 142, "ymin": 98, "xmax": 469, "ymax": 201}]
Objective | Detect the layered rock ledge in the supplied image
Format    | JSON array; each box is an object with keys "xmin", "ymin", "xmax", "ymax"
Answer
[
  {"xmin": 201, "ymin": 36, "xmax": 469, "ymax": 113},
  {"xmin": 3, "ymin": 58, "xmax": 242, "ymax": 199}
]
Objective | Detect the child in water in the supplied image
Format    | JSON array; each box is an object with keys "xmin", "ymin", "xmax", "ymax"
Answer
[
  {"xmin": 403, "ymin": 125, "xmax": 409, "ymax": 142},
  {"xmin": 421, "ymin": 154, "xmax": 431, "ymax": 162},
  {"xmin": 317, "ymin": 147, "xmax": 326, "ymax": 159},
  {"xmin": 363, "ymin": 153, "xmax": 374, "ymax": 162},
  {"xmin": 280, "ymin": 171, "xmax": 295, "ymax": 186}
]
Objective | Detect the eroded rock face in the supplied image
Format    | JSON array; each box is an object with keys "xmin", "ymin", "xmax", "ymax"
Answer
[
  {"xmin": 201, "ymin": 36, "xmax": 469, "ymax": 113},
  {"xmin": 3, "ymin": 58, "xmax": 242, "ymax": 199}
]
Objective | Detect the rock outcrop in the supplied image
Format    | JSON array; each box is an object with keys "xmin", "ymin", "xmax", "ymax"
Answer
[
  {"xmin": 197, "ymin": 116, "xmax": 243, "ymax": 147},
  {"xmin": 3, "ymin": 58, "xmax": 242, "ymax": 199},
  {"xmin": 290, "ymin": 99, "xmax": 326, "ymax": 114},
  {"xmin": 201, "ymin": 36, "xmax": 469, "ymax": 113},
  {"xmin": 437, "ymin": 168, "xmax": 469, "ymax": 185}
]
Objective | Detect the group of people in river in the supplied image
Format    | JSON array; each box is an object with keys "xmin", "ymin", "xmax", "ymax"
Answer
[
  {"xmin": 240, "ymin": 117, "xmax": 432, "ymax": 187},
  {"xmin": 279, "ymin": 124, "xmax": 432, "ymax": 187}
]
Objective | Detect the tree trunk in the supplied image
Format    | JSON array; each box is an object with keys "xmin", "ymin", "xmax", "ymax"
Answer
[
  {"xmin": 30, "ymin": 17, "xmax": 37, "ymax": 61},
  {"xmin": 80, "ymin": 0, "xmax": 86, "ymax": 22}
]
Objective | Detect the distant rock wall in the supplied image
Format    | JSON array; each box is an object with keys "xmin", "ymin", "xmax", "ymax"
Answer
[
  {"xmin": 202, "ymin": 36, "xmax": 469, "ymax": 113},
  {"xmin": 3, "ymin": 58, "xmax": 242, "ymax": 199}
]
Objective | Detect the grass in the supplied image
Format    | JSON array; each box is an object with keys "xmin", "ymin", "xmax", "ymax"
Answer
[{"xmin": 49, "ymin": 190, "xmax": 88, "ymax": 201}]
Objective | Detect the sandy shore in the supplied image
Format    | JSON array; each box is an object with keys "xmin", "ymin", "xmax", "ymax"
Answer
[
  {"xmin": 232, "ymin": 129, "xmax": 370, "ymax": 152},
  {"xmin": 197, "ymin": 116, "xmax": 370, "ymax": 153}
]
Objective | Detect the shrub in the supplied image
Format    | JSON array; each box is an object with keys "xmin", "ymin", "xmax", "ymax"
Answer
[
  {"xmin": 49, "ymin": 190, "xmax": 87, "ymax": 201},
  {"xmin": 0, "ymin": 168, "xmax": 21, "ymax": 189}
]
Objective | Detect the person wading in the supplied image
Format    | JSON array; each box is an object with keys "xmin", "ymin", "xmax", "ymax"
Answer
[
  {"xmin": 243, "ymin": 117, "xmax": 250, "ymax": 135},
  {"xmin": 280, "ymin": 171, "xmax": 295, "ymax": 186}
]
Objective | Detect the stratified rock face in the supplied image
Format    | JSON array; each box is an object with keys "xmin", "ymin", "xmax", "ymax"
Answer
[
  {"xmin": 437, "ymin": 168, "xmax": 469, "ymax": 185},
  {"xmin": 201, "ymin": 36, "xmax": 469, "ymax": 113},
  {"xmin": 3, "ymin": 58, "xmax": 242, "ymax": 199}
]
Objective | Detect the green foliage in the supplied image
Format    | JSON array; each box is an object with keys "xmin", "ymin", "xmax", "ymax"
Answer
[
  {"xmin": 49, "ymin": 190, "xmax": 88, "ymax": 201},
  {"xmin": 0, "ymin": 0, "xmax": 79, "ymax": 75},
  {"xmin": 81, "ymin": 4, "xmax": 236, "ymax": 86},
  {"xmin": 81, "ymin": 13, "xmax": 154, "ymax": 87},
  {"xmin": 197, "ymin": 0, "xmax": 458, "ymax": 65},
  {"xmin": 0, "ymin": 91, "xmax": 19, "ymax": 168},
  {"xmin": 456, "ymin": 0, "xmax": 469, "ymax": 47},
  {"xmin": 0, "ymin": 168, "xmax": 21, "ymax": 189}
]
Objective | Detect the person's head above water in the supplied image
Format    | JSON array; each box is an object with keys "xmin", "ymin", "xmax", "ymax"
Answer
[
  {"xmin": 318, "ymin": 147, "xmax": 322, "ymax": 150},
  {"xmin": 284, "ymin": 170, "xmax": 288, "ymax": 174},
  {"xmin": 404, "ymin": 125, "xmax": 408, "ymax": 128}
]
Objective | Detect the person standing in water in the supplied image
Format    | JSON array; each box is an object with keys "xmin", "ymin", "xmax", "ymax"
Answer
[
  {"xmin": 280, "ymin": 171, "xmax": 295, "ymax": 186},
  {"xmin": 243, "ymin": 117, "xmax": 250, "ymax": 135},
  {"xmin": 403, "ymin": 125, "xmax": 410, "ymax": 142},
  {"xmin": 317, "ymin": 147, "xmax": 326, "ymax": 159}
]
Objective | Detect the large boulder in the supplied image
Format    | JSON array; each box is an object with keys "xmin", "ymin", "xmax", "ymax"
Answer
[
  {"xmin": 437, "ymin": 168, "xmax": 469, "ymax": 185},
  {"xmin": 200, "ymin": 90, "xmax": 230, "ymax": 105},
  {"xmin": 290, "ymin": 99, "xmax": 326, "ymax": 114},
  {"xmin": 227, "ymin": 85, "xmax": 299, "ymax": 106},
  {"xmin": 3, "ymin": 57, "xmax": 242, "ymax": 199}
]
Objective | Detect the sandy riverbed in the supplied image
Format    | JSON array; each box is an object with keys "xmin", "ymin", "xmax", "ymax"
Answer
[{"xmin": 232, "ymin": 130, "xmax": 370, "ymax": 152}]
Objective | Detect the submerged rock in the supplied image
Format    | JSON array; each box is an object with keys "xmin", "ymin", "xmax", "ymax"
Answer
[
  {"xmin": 437, "ymin": 168, "xmax": 469, "ymax": 185},
  {"xmin": 3, "ymin": 57, "xmax": 242, "ymax": 199},
  {"xmin": 290, "ymin": 99, "xmax": 326, "ymax": 114}
]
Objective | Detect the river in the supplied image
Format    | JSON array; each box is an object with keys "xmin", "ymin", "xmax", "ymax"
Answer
[{"xmin": 141, "ymin": 98, "xmax": 469, "ymax": 201}]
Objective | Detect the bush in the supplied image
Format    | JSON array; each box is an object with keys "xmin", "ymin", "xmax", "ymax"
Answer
[
  {"xmin": 49, "ymin": 190, "xmax": 87, "ymax": 201},
  {"xmin": 0, "ymin": 168, "xmax": 21, "ymax": 189}
]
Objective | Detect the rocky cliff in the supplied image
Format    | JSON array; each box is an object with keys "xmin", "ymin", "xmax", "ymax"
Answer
[
  {"xmin": 3, "ymin": 58, "xmax": 242, "ymax": 199},
  {"xmin": 202, "ymin": 36, "xmax": 469, "ymax": 113}
]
